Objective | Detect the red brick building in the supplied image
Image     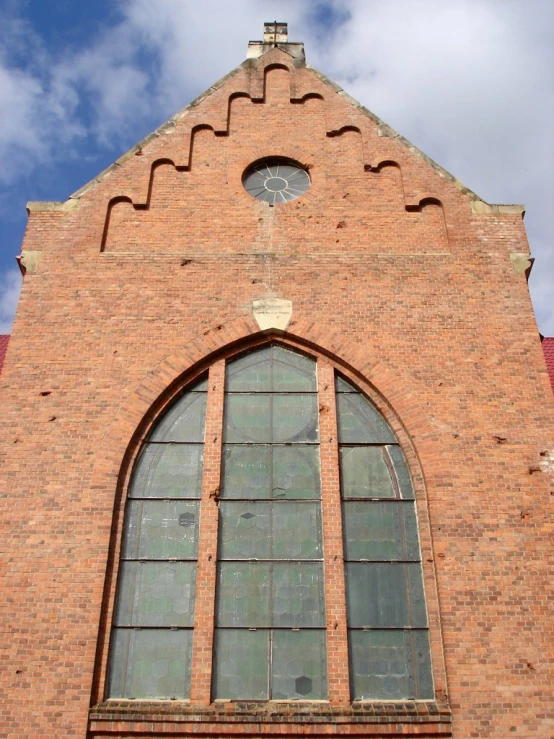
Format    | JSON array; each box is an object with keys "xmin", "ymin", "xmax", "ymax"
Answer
[{"xmin": 1, "ymin": 23, "xmax": 553, "ymax": 739}]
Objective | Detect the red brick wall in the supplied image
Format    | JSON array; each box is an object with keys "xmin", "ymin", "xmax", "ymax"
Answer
[
  {"xmin": 0, "ymin": 334, "xmax": 9, "ymax": 373},
  {"xmin": 1, "ymin": 47, "xmax": 553, "ymax": 738},
  {"xmin": 543, "ymin": 337, "xmax": 554, "ymax": 394}
]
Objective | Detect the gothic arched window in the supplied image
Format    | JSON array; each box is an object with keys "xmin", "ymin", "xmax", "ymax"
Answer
[{"xmin": 107, "ymin": 345, "xmax": 433, "ymax": 702}]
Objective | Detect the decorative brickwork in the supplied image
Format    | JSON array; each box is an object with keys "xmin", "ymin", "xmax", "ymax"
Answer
[{"xmin": 1, "ymin": 28, "xmax": 553, "ymax": 739}]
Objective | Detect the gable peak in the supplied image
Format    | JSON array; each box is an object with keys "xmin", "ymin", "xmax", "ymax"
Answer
[{"xmin": 247, "ymin": 21, "xmax": 305, "ymax": 63}]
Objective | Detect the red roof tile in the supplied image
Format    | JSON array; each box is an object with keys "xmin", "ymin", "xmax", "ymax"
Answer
[
  {"xmin": 0, "ymin": 335, "xmax": 9, "ymax": 374},
  {"xmin": 543, "ymin": 337, "xmax": 554, "ymax": 394}
]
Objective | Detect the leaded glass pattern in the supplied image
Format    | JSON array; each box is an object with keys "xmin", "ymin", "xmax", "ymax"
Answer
[
  {"xmin": 336, "ymin": 375, "xmax": 433, "ymax": 700},
  {"xmin": 349, "ymin": 630, "xmax": 433, "ymax": 701},
  {"xmin": 108, "ymin": 629, "xmax": 193, "ymax": 699},
  {"xmin": 107, "ymin": 378, "xmax": 207, "ymax": 699},
  {"xmin": 214, "ymin": 346, "xmax": 326, "ymax": 700},
  {"xmin": 242, "ymin": 160, "xmax": 311, "ymax": 205},
  {"xmin": 217, "ymin": 562, "xmax": 325, "ymax": 627},
  {"xmin": 222, "ymin": 445, "xmax": 320, "ymax": 499}
]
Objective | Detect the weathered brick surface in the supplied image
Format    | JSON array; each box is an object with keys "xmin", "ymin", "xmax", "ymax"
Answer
[
  {"xmin": 543, "ymin": 337, "xmax": 554, "ymax": 394},
  {"xmin": 1, "ymin": 45, "xmax": 553, "ymax": 739}
]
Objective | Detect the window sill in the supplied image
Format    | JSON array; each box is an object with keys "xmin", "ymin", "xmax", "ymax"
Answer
[{"xmin": 89, "ymin": 700, "xmax": 452, "ymax": 736}]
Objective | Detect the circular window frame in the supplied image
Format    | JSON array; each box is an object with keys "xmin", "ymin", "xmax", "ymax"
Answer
[{"xmin": 242, "ymin": 158, "xmax": 311, "ymax": 205}]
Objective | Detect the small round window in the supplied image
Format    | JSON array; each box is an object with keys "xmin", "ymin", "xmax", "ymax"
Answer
[{"xmin": 243, "ymin": 159, "xmax": 310, "ymax": 204}]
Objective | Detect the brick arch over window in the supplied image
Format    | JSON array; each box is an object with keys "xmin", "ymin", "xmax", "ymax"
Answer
[{"xmin": 89, "ymin": 317, "xmax": 449, "ymax": 708}]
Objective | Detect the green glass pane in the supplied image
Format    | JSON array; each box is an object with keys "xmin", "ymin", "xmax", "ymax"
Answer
[
  {"xmin": 217, "ymin": 563, "xmax": 271, "ymax": 626},
  {"xmin": 340, "ymin": 447, "xmax": 395, "ymax": 498},
  {"xmin": 388, "ymin": 446, "xmax": 415, "ymax": 499},
  {"xmin": 115, "ymin": 562, "xmax": 196, "ymax": 627},
  {"xmin": 222, "ymin": 445, "xmax": 271, "ymax": 499},
  {"xmin": 219, "ymin": 501, "xmax": 271, "ymax": 559},
  {"xmin": 272, "ymin": 563, "xmax": 325, "ymax": 627},
  {"xmin": 151, "ymin": 392, "xmax": 207, "ymax": 442},
  {"xmin": 272, "ymin": 347, "xmax": 317, "ymax": 392},
  {"xmin": 336, "ymin": 393, "xmax": 395, "ymax": 444},
  {"xmin": 349, "ymin": 630, "xmax": 433, "ymax": 700},
  {"xmin": 108, "ymin": 628, "xmax": 192, "ymax": 699},
  {"xmin": 224, "ymin": 394, "xmax": 272, "ymax": 442},
  {"xmin": 272, "ymin": 630, "xmax": 327, "ymax": 699},
  {"xmin": 222, "ymin": 446, "xmax": 321, "ymax": 500},
  {"xmin": 272, "ymin": 446, "xmax": 320, "ymax": 499},
  {"xmin": 335, "ymin": 375, "xmax": 358, "ymax": 393},
  {"xmin": 123, "ymin": 501, "xmax": 199, "ymax": 559},
  {"xmin": 346, "ymin": 563, "xmax": 427, "ymax": 628},
  {"xmin": 272, "ymin": 395, "xmax": 319, "ymax": 442},
  {"xmin": 130, "ymin": 444, "xmax": 204, "ymax": 499},
  {"xmin": 272, "ymin": 502, "xmax": 322, "ymax": 559},
  {"xmin": 343, "ymin": 501, "xmax": 419, "ymax": 561},
  {"xmin": 212, "ymin": 629, "xmax": 269, "ymax": 699},
  {"xmin": 226, "ymin": 347, "xmax": 272, "ymax": 392},
  {"xmin": 226, "ymin": 346, "xmax": 317, "ymax": 393}
]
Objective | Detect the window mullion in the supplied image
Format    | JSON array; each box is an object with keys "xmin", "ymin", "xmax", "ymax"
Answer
[
  {"xmin": 316, "ymin": 360, "xmax": 350, "ymax": 705},
  {"xmin": 189, "ymin": 360, "xmax": 225, "ymax": 703}
]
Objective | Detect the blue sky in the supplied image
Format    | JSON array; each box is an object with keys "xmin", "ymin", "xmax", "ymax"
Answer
[{"xmin": 1, "ymin": 0, "xmax": 553, "ymax": 334}]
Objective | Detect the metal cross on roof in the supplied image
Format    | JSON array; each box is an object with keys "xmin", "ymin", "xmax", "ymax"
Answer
[{"xmin": 263, "ymin": 21, "xmax": 288, "ymax": 45}]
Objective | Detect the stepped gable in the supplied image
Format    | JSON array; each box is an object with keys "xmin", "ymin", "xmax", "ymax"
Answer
[{"xmin": 27, "ymin": 24, "xmax": 525, "ymax": 261}]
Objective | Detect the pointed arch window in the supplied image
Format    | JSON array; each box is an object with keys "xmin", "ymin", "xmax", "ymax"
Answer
[{"xmin": 106, "ymin": 345, "xmax": 433, "ymax": 703}]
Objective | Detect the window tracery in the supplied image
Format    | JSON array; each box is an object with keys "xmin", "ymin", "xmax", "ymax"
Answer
[{"xmin": 107, "ymin": 344, "xmax": 433, "ymax": 702}]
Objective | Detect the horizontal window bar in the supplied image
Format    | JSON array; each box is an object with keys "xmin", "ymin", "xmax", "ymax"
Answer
[
  {"xmin": 224, "ymin": 391, "xmax": 319, "ymax": 395},
  {"xmin": 215, "ymin": 626, "xmax": 326, "ymax": 630},
  {"xmin": 349, "ymin": 626, "xmax": 430, "ymax": 632},
  {"xmin": 112, "ymin": 624, "xmax": 194, "ymax": 631},
  {"xmin": 145, "ymin": 441, "xmax": 204, "ymax": 446},
  {"xmin": 121, "ymin": 558, "xmax": 198, "ymax": 562},
  {"xmin": 211, "ymin": 699, "xmax": 319, "ymax": 703},
  {"xmin": 126, "ymin": 497, "xmax": 201, "ymax": 501},
  {"xmin": 223, "ymin": 442, "xmax": 320, "ymax": 446},
  {"xmin": 217, "ymin": 558, "xmax": 324, "ymax": 563},
  {"xmin": 341, "ymin": 497, "xmax": 413, "ymax": 502},
  {"xmin": 344, "ymin": 558, "xmax": 422, "ymax": 564},
  {"xmin": 218, "ymin": 502, "xmax": 321, "ymax": 506},
  {"xmin": 338, "ymin": 442, "xmax": 400, "ymax": 448}
]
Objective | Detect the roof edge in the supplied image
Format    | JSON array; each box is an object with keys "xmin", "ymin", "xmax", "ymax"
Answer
[
  {"xmin": 26, "ymin": 60, "xmax": 248, "ymax": 213},
  {"xmin": 307, "ymin": 64, "xmax": 525, "ymax": 216}
]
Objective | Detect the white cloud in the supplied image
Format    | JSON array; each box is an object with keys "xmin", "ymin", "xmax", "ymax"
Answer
[
  {"xmin": 105, "ymin": 0, "xmax": 308, "ymax": 115},
  {"xmin": 0, "ymin": 269, "xmax": 22, "ymax": 334},
  {"xmin": 0, "ymin": 14, "xmax": 84, "ymax": 182}
]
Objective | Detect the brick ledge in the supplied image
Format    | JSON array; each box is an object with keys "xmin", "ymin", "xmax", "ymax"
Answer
[
  {"xmin": 89, "ymin": 701, "xmax": 452, "ymax": 735},
  {"xmin": 89, "ymin": 720, "xmax": 451, "ymax": 737}
]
